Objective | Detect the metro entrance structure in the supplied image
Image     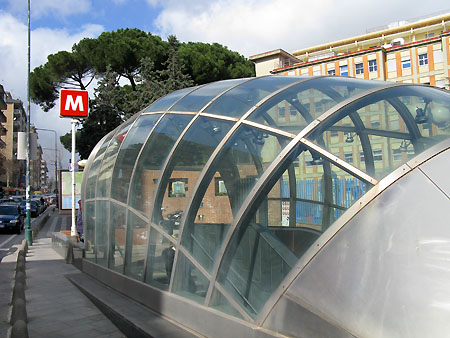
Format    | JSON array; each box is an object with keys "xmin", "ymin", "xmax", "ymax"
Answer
[{"xmin": 81, "ymin": 76, "xmax": 450, "ymax": 337}]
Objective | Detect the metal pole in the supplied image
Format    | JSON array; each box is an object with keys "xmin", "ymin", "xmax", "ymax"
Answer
[
  {"xmin": 25, "ymin": 0, "xmax": 32, "ymax": 245},
  {"xmin": 71, "ymin": 119, "xmax": 77, "ymax": 237}
]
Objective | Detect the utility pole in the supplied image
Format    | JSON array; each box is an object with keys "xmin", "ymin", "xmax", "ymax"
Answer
[{"xmin": 25, "ymin": 0, "xmax": 32, "ymax": 245}]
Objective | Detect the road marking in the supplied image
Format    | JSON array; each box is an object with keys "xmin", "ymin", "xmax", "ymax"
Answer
[{"xmin": 0, "ymin": 234, "xmax": 18, "ymax": 248}]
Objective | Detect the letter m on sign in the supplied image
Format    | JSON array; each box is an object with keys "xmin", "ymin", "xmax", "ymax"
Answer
[{"xmin": 60, "ymin": 89, "xmax": 89, "ymax": 118}]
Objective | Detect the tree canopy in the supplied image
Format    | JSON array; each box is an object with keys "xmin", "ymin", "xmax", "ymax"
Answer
[{"xmin": 32, "ymin": 29, "xmax": 255, "ymax": 158}]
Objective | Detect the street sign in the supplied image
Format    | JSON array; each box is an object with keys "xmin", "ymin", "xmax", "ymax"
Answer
[{"xmin": 60, "ymin": 89, "xmax": 89, "ymax": 118}]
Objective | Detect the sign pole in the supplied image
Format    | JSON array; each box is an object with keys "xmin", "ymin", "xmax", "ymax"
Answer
[{"xmin": 71, "ymin": 119, "xmax": 77, "ymax": 237}]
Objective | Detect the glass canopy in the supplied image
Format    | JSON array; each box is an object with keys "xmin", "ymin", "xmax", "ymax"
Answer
[{"xmin": 82, "ymin": 75, "xmax": 450, "ymax": 321}]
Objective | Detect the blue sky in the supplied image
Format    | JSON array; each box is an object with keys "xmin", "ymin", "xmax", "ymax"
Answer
[{"xmin": 0, "ymin": 0, "xmax": 449, "ymax": 171}]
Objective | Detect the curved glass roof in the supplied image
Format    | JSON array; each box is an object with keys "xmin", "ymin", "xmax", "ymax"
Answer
[{"xmin": 82, "ymin": 76, "xmax": 450, "ymax": 322}]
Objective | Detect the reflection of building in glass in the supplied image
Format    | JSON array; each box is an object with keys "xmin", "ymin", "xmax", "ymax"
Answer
[{"xmin": 81, "ymin": 76, "xmax": 450, "ymax": 337}]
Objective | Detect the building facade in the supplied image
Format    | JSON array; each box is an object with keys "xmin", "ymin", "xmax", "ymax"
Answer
[
  {"xmin": 0, "ymin": 85, "xmax": 7, "ymax": 194},
  {"xmin": 250, "ymin": 12, "xmax": 450, "ymax": 89}
]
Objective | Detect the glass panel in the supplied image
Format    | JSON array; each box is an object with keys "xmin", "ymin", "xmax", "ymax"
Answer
[
  {"xmin": 145, "ymin": 227, "xmax": 175, "ymax": 290},
  {"xmin": 85, "ymin": 132, "xmax": 114, "ymax": 200},
  {"xmin": 129, "ymin": 114, "xmax": 193, "ymax": 214},
  {"xmin": 247, "ymin": 77, "xmax": 385, "ymax": 135},
  {"xmin": 111, "ymin": 114, "xmax": 162, "ymax": 203},
  {"xmin": 172, "ymin": 252, "xmax": 210, "ymax": 304},
  {"xmin": 170, "ymin": 79, "xmax": 248, "ymax": 112},
  {"xmin": 96, "ymin": 119, "xmax": 136, "ymax": 198},
  {"xmin": 84, "ymin": 201, "xmax": 95, "ymax": 261},
  {"xmin": 217, "ymin": 148, "xmax": 370, "ymax": 318},
  {"xmin": 153, "ymin": 117, "xmax": 234, "ymax": 235},
  {"xmin": 124, "ymin": 211, "xmax": 148, "ymax": 281},
  {"xmin": 210, "ymin": 288, "xmax": 244, "ymax": 319},
  {"xmin": 95, "ymin": 200, "xmax": 109, "ymax": 267},
  {"xmin": 182, "ymin": 125, "xmax": 289, "ymax": 272},
  {"xmin": 109, "ymin": 202, "xmax": 127, "ymax": 273},
  {"xmin": 145, "ymin": 87, "xmax": 198, "ymax": 112},
  {"xmin": 306, "ymin": 85, "xmax": 450, "ymax": 180},
  {"xmin": 203, "ymin": 76, "xmax": 302, "ymax": 118}
]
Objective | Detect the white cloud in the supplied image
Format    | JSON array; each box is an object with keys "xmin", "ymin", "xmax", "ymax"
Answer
[
  {"xmin": 0, "ymin": 12, "xmax": 103, "ymax": 167},
  {"xmin": 152, "ymin": 0, "xmax": 450, "ymax": 57}
]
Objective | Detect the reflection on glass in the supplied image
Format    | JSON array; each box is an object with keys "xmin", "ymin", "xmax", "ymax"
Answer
[
  {"xmin": 124, "ymin": 211, "xmax": 148, "ymax": 281},
  {"xmin": 182, "ymin": 125, "xmax": 289, "ymax": 272},
  {"xmin": 217, "ymin": 149, "xmax": 370, "ymax": 318},
  {"xmin": 170, "ymin": 79, "xmax": 248, "ymax": 112},
  {"xmin": 95, "ymin": 200, "xmax": 109, "ymax": 267},
  {"xmin": 129, "ymin": 114, "xmax": 193, "ymax": 215},
  {"xmin": 145, "ymin": 87, "xmax": 198, "ymax": 112},
  {"xmin": 85, "ymin": 133, "xmax": 114, "ymax": 200},
  {"xmin": 96, "ymin": 119, "xmax": 136, "ymax": 198},
  {"xmin": 84, "ymin": 201, "xmax": 95, "ymax": 261},
  {"xmin": 204, "ymin": 76, "xmax": 302, "ymax": 118},
  {"xmin": 306, "ymin": 86, "xmax": 450, "ymax": 180},
  {"xmin": 172, "ymin": 252, "xmax": 210, "ymax": 304},
  {"xmin": 247, "ymin": 76, "xmax": 384, "ymax": 135},
  {"xmin": 111, "ymin": 114, "xmax": 161, "ymax": 203},
  {"xmin": 154, "ymin": 117, "xmax": 233, "ymax": 235},
  {"xmin": 109, "ymin": 202, "xmax": 127, "ymax": 273},
  {"xmin": 145, "ymin": 227, "xmax": 175, "ymax": 290},
  {"xmin": 210, "ymin": 288, "xmax": 244, "ymax": 319}
]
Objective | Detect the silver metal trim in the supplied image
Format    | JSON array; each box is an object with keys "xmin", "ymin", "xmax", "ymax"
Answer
[{"xmin": 300, "ymin": 138, "xmax": 378, "ymax": 185}]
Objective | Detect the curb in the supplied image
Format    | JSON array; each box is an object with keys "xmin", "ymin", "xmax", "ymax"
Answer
[{"xmin": 7, "ymin": 239, "xmax": 28, "ymax": 338}]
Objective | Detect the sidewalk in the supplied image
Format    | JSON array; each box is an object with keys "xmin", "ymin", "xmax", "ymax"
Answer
[{"xmin": 24, "ymin": 237, "xmax": 126, "ymax": 338}]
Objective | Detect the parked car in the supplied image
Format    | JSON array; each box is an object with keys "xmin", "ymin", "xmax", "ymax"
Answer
[
  {"xmin": 19, "ymin": 200, "xmax": 39, "ymax": 217},
  {"xmin": 0, "ymin": 203, "xmax": 24, "ymax": 234}
]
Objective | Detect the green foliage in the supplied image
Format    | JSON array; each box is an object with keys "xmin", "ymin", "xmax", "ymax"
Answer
[
  {"xmin": 178, "ymin": 42, "xmax": 255, "ymax": 84},
  {"xmin": 33, "ymin": 29, "xmax": 255, "ymax": 158}
]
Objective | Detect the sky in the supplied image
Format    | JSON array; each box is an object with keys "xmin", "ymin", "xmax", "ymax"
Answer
[{"xmin": 0, "ymin": 0, "xmax": 449, "ymax": 175}]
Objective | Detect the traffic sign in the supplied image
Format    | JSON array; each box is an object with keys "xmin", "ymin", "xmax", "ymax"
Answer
[{"xmin": 60, "ymin": 89, "xmax": 89, "ymax": 118}]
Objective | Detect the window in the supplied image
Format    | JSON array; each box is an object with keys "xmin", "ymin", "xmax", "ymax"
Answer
[
  {"xmin": 344, "ymin": 152, "xmax": 353, "ymax": 163},
  {"xmin": 401, "ymin": 56, "xmax": 411, "ymax": 69},
  {"xmin": 368, "ymin": 59, "xmax": 377, "ymax": 72},
  {"xmin": 340, "ymin": 65, "xmax": 348, "ymax": 76},
  {"xmin": 215, "ymin": 178, "xmax": 228, "ymax": 196},
  {"xmin": 355, "ymin": 63, "xmax": 364, "ymax": 75},
  {"xmin": 360, "ymin": 151, "xmax": 365, "ymax": 162},
  {"xmin": 425, "ymin": 32, "xmax": 434, "ymax": 38},
  {"xmin": 393, "ymin": 148, "xmax": 402, "ymax": 161},
  {"xmin": 373, "ymin": 149, "xmax": 383, "ymax": 162},
  {"xmin": 278, "ymin": 106, "xmax": 286, "ymax": 118},
  {"xmin": 289, "ymin": 105, "xmax": 297, "ymax": 116},
  {"xmin": 168, "ymin": 178, "xmax": 188, "ymax": 197},
  {"xmin": 418, "ymin": 53, "xmax": 428, "ymax": 66},
  {"xmin": 314, "ymin": 102, "xmax": 323, "ymax": 114},
  {"xmin": 328, "ymin": 69, "xmax": 335, "ymax": 76},
  {"xmin": 370, "ymin": 120, "xmax": 381, "ymax": 129}
]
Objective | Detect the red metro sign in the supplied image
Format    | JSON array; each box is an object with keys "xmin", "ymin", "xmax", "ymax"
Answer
[{"xmin": 60, "ymin": 89, "xmax": 89, "ymax": 118}]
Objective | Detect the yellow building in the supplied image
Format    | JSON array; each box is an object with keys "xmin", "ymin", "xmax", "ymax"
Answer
[{"xmin": 250, "ymin": 12, "xmax": 450, "ymax": 89}]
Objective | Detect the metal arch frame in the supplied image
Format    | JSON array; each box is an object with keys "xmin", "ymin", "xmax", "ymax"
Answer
[
  {"xmin": 120, "ymin": 112, "xmax": 166, "ymax": 277},
  {"xmin": 200, "ymin": 84, "xmax": 406, "ymax": 322},
  {"xmin": 255, "ymin": 83, "xmax": 434, "ymax": 323},
  {"xmin": 167, "ymin": 78, "xmax": 314, "ymax": 295},
  {"xmin": 258, "ymin": 137, "xmax": 450, "ymax": 327},
  {"xmin": 86, "ymin": 125, "xmax": 124, "ymax": 263},
  {"xmin": 141, "ymin": 77, "xmax": 259, "ymax": 286}
]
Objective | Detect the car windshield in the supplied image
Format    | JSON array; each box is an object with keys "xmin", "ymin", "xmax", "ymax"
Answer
[{"xmin": 0, "ymin": 206, "xmax": 19, "ymax": 215}]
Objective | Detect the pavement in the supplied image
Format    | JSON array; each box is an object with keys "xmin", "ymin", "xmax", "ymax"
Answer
[{"xmin": 0, "ymin": 208, "xmax": 126, "ymax": 338}]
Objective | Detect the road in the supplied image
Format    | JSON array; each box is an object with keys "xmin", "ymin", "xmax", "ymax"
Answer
[{"xmin": 0, "ymin": 207, "xmax": 71, "ymax": 262}]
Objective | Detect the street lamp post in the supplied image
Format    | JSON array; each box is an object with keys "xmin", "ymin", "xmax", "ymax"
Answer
[
  {"xmin": 36, "ymin": 128, "xmax": 58, "ymax": 195},
  {"xmin": 25, "ymin": 0, "xmax": 31, "ymax": 245}
]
